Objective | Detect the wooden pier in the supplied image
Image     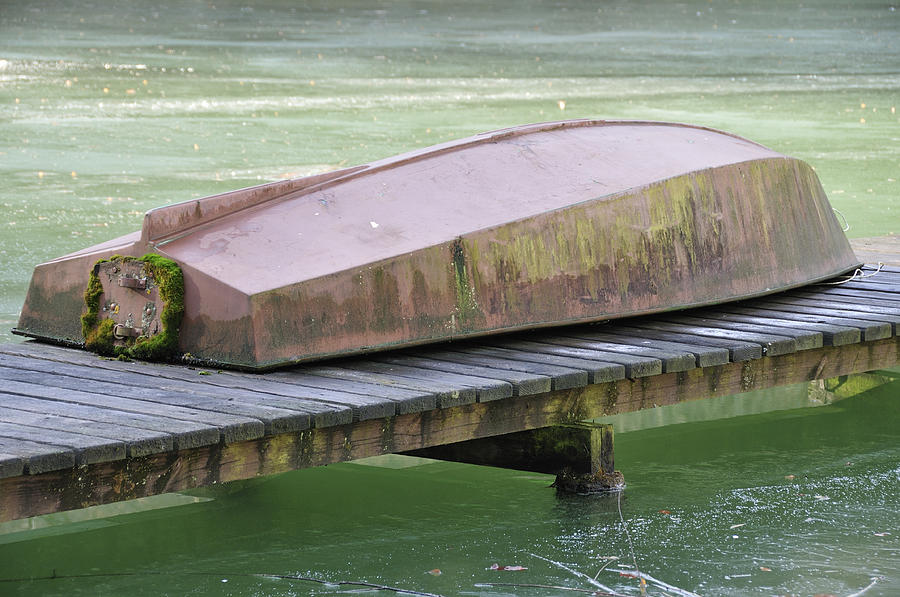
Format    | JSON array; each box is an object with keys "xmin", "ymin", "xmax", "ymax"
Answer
[{"xmin": 1, "ymin": 261, "xmax": 898, "ymax": 522}]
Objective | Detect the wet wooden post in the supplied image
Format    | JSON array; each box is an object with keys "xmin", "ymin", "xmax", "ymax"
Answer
[
  {"xmin": 596, "ymin": 422, "xmax": 615, "ymax": 475},
  {"xmin": 550, "ymin": 422, "xmax": 625, "ymax": 493},
  {"xmin": 405, "ymin": 421, "xmax": 624, "ymax": 492}
]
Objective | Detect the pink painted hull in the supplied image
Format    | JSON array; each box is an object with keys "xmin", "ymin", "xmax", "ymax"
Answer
[{"xmin": 15, "ymin": 120, "xmax": 859, "ymax": 369}]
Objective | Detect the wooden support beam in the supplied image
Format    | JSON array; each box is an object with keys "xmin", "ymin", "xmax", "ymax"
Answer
[
  {"xmin": 1, "ymin": 336, "xmax": 897, "ymax": 521},
  {"xmin": 405, "ymin": 421, "xmax": 614, "ymax": 476}
]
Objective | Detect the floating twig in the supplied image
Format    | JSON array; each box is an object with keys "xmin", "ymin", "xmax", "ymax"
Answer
[
  {"xmin": 255, "ymin": 573, "xmax": 445, "ymax": 596},
  {"xmin": 530, "ymin": 553, "xmax": 624, "ymax": 596},
  {"xmin": 616, "ymin": 490, "xmax": 644, "ymax": 596},
  {"xmin": 607, "ymin": 569, "xmax": 701, "ymax": 597},
  {"xmin": 594, "ymin": 557, "xmax": 620, "ymax": 580},
  {"xmin": 612, "ymin": 492, "xmax": 702, "ymax": 597},
  {"xmin": 475, "ymin": 581, "xmax": 619, "ymax": 595},
  {"xmin": 845, "ymin": 576, "xmax": 885, "ymax": 597}
]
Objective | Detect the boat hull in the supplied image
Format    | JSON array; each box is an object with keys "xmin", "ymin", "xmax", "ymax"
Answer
[{"xmin": 14, "ymin": 120, "xmax": 859, "ymax": 369}]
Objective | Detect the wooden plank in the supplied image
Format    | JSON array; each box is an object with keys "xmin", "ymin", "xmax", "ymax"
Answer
[
  {"xmin": 815, "ymin": 282, "xmax": 900, "ymax": 295},
  {"xmin": 3, "ymin": 336, "xmax": 895, "ymax": 521},
  {"xmin": 578, "ymin": 326, "xmax": 745, "ymax": 364},
  {"xmin": 755, "ymin": 298, "xmax": 899, "ymax": 333},
  {"xmin": 0, "ymin": 392, "xmax": 218, "ymax": 451},
  {"xmin": 98, "ymin": 362, "xmax": 409, "ymax": 423},
  {"xmin": 0, "ymin": 349, "xmax": 350, "ymax": 429},
  {"xmin": 126, "ymin": 365, "xmax": 407, "ymax": 423},
  {"xmin": 111, "ymin": 365, "xmax": 402, "ymax": 423},
  {"xmin": 188, "ymin": 377, "xmax": 396, "ymax": 423},
  {"xmin": 725, "ymin": 305, "xmax": 891, "ymax": 342},
  {"xmin": 417, "ymin": 350, "xmax": 590, "ymax": 391},
  {"xmin": 547, "ymin": 332, "xmax": 699, "ymax": 372},
  {"xmin": 491, "ymin": 339, "xmax": 663, "ymax": 378},
  {"xmin": 814, "ymin": 279, "xmax": 900, "ymax": 294},
  {"xmin": 850, "ymin": 237, "xmax": 900, "ymax": 266},
  {"xmin": 799, "ymin": 285, "xmax": 900, "ymax": 304},
  {"xmin": 692, "ymin": 309, "xmax": 860, "ymax": 346},
  {"xmin": 608, "ymin": 325, "xmax": 762, "ymax": 361},
  {"xmin": 0, "ymin": 453, "xmax": 24, "ymax": 479},
  {"xmin": 547, "ymin": 329, "xmax": 730, "ymax": 368},
  {"xmin": 3, "ymin": 342, "xmax": 376, "ymax": 425},
  {"xmin": 792, "ymin": 289, "xmax": 900, "ymax": 308},
  {"xmin": 861, "ymin": 264, "xmax": 898, "ymax": 272},
  {"xmin": 157, "ymin": 367, "xmax": 405, "ymax": 422},
  {"xmin": 663, "ymin": 314, "xmax": 824, "ymax": 350},
  {"xmin": 811, "ymin": 274, "xmax": 900, "ymax": 294},
  {"xmin": 0, "ymin": 406, "xmax": 172, "ymax": 458},
  {"xmin": 829, "ymin": 278, "xmax": 900, "ymax": 290},
  {"xmin": 295, "ymin": 365, "xmax": 446, "ymax": 410},
  {"xmin": 767, "ymin": 295, "xmax": 900, "ymax": 318},
  {"xmin": 0, "ymin": 438, "xmax": 74, "ymax": 476},
  {"xmin": 836, "ymin": 268, "xmax": 900, "ymax": 284},
  {"xmin": 0, "ymin": 342, "xmax": 187, "ymax": 373},
  {"xmin": 320, "ymin": 361, "xmax": 487, "ymax": 407},
  {"xmin": 367, "ymin": 353, "xmax": 538, "ymax": 398},
  {"xmin": 446, "ymin": 345, "xmax": 625, "ymax": 384},
  {"xmin": 260, "ymin": 369, "xmax": 443, "ymax": 416},
  {"xmin": 345, "ymin": 360, "xmax": 513, "ymax": 403},
  {"xmin": 373, "ymin": 353, "xmax": 552, "ymax": 396},
  {"xmin": 0, "ymin": 376, "xmax": 263, "ymax": 445},
  {"xmin": 618, "ymin": 320, "xmax": 797, "ymax": 356},
  {"xmin": 0, "ymin": 363, "xmax": 313, "ymax": 437},
  {"xmin": 0, "ymin": 421, "xmax": 125, "ymax": 467},
  {"xmin": 0, "ymin": 354, "xmax": 334, "ymax": 433}
]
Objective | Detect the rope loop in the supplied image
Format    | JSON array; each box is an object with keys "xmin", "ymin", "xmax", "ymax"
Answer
[
  {"xmin": 823, "ymin": 262, "xmax": 884, "ymax": 285},
  {"xmin": 832, "ymin": 207, "xmax": 850, "ymax": 232}
]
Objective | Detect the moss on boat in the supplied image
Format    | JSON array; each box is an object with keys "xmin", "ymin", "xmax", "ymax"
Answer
[{"xmin": 81, "ymin": 253, "xmax": 184, "ymax": 361}]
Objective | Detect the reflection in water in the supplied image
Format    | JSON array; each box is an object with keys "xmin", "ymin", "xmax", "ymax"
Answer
[{"xmin": 0, "ymin": 377, "xmax": 896, "ymax": 596}]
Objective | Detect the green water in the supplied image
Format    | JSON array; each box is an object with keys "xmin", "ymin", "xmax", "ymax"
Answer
[{"xmin": 1, "ymin": 1, "xmax": 898, "ymax": 595}]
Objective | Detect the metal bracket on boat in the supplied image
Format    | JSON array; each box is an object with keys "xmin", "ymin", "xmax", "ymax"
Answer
[
  {"xmin": 117, "ymin": 276, "xmax": 147, "ymax": 290},
  {"xmin": 113, "ymin": 323, "xmax": 143, "ymax": 339},
  {"xmin": 91, "ymin": 258, "xmax": 164, "ymax": 347},
  {"xmin": 81, "ymin": 253, "xmax": 183, "ymax": 361}
]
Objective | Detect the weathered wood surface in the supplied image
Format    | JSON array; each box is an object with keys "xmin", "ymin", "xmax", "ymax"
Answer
[
  {"xmin": 849, "ymin": 235, "xmax": 900, "ymax": 266},
  {"xmin": 0, "ymin": 265, "xmax": 898, "ymax": 521}
]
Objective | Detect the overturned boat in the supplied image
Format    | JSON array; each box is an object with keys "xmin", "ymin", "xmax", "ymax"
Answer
[{"xmin": 14, "ymin": 120, "xmax": 859, "ymax": 369}]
